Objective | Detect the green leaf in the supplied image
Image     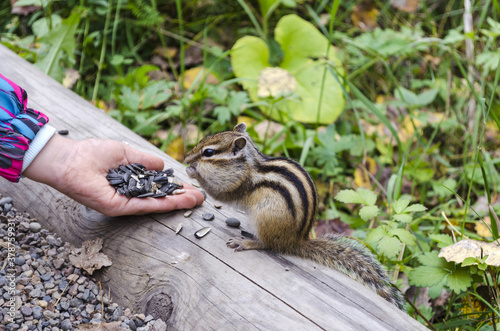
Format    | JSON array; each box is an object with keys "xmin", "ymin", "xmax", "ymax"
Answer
[
  {"xmin": 335, "ymin": 188, "xmax": 377, "ymax": 206},
  {"xmin": 429, "ymin": 234, "xmax": 454, "ymax": 248},
  {"xmin": 389, "ymin": 228, "xmax": 416, "ymax": 246},
  {"xmin": 378, "ymin": 236, "xmax": 402, "ymax": 259},
  {"xmin": 446, "ymin": 268, "xmax": 473, "ymax": 293},
  {"xmin": 214, "ymin": 106, "xmax": 231, "ymax": 124},
  {"xmin": 392, "ymin": 213, "xmax": 413, "ymax": 223},
  {"xmin": 461, "ymin": 257, "xmax": 478, "ymax": 267},
  {"xmin": 32, "ymin": 15, "xmax": 62, "ymax": 38},
  {"xmin": 36, "ymin": 11, "xmax": 81, "ymax": 81},
  {"xmin": 395, "ymin": 87, "xmax": 439, "ymax": 107},
  {"xmin": 231, "ymin": 14, "xmax": 345, "ymax": 124},
  {"xmin": 365, "ymin": 227, "xmax": 386, "ymax": 247},
  {"xmin": 409, "ymin": 266, "xmax": 448, "ymax": 287},
  {"xmin": 416, "ymin": 251, "xmax": 448, "ymax": 268},
  {"xmin": 404, "ymin": 204, "xmax": 427, "ymax": 213},
  {"xmin": 141, "ymin": 81, "xmax": 172, "ymax": 110},
  {"xmin": 477, "ymin": 52, "xmax": 500, "ymax": 73},
  {"xmin": 359, "ymin": 205, "xmax": 379, "ymax": 221},
  {"xmin": 393, "ymin": 199, "xmax": 410, "ymax": 214},
  {"xmin": 357, "ymin": 188, "xmax": 377, "ymax": 206}
]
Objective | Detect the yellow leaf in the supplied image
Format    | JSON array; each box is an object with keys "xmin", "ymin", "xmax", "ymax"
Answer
[
  {"xmin": 351, "ymin": 1, "xmax": 379, "ymax": 31},
  {"xmin": 153, "ymin": 46, "xmax": 178, "ymax": 59},
  {"xmin": 182, "ymin": 67, "xmax": 219, "ymax": 90},
  {"xmin": 165, "ymin": 136, "xmax": 185, "ymax": 162},
  {"xmin": 354, "ymin": 157, "xmax": 377, "ymax": 189},
  {"xmin": 475, "ymin": 217, "xmax": 498, "ymax": 238}
]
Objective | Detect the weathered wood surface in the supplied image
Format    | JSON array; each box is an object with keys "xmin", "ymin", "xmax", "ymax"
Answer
[{"xmin": 0, "ymin": 45, "xmax": 426, "ymax": 330}]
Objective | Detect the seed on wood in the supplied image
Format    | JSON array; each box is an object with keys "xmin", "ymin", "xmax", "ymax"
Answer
[
  {"xmin": 175, "ymin": 223, "xmax": 183, "ymax": 234},
  {"xmin": 58, "ymin": 129, "xmax": 69, "ymax": 135},
  {"xmin": 214, "ymin": 202, "xmax": 223, "ymax": 209},
  {"xmin": 184, "ymin": 210, "xmax": 192, "ymax": 218},
  {"xmin": 225, "ymin": 218, "xmax": 240, "ymax": 228},
  {"xmin": 194, "ymin": 227, "xmax": 211, "ymax": 239},
  {"xmin": 241, "ymin": 230, "xmax": 254, "ymax": 239},
  {"xmin": 202, "ymin": 213, "xmax": 214, "ymax": 221}
]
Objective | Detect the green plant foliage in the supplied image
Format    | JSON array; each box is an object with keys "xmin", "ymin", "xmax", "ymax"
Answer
[
  {"xmin": 231, "ymin": 14, "xmax": 345, "ymax": 124},
  {"xmin": 35, "ymin": 11, "xmax": 81, "ymax": 81}
]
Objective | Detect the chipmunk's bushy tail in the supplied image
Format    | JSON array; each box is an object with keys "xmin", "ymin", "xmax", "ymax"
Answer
[{"xmin": 291, "ymin": 234, "xmax": 405, "ymax": 310}]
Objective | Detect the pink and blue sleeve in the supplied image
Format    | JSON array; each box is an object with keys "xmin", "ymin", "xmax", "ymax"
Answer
[{"xmin": 0, "ymin": 73, "xmax": 51, "ymax": 182}]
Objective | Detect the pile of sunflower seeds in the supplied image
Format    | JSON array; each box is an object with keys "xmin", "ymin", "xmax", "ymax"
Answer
[{"xmin": 106, "ymin": 164, "xmax": 183, "ymax": 198}]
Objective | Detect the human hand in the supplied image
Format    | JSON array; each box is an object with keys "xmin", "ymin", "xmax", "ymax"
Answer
[{"xmin": 23, "ymin": 135, "xmax": 205, "ymax": 216}]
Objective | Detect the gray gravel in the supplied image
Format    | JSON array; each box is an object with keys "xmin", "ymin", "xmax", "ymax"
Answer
[{"xmin": 0, "ymin": 195, "xmax": 167, "ymax": 331}]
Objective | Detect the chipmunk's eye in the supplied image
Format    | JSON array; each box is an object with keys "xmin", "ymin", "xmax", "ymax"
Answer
[{"xmin": 202, "ymin": 149, "xmax": 215, "ymax": 157}]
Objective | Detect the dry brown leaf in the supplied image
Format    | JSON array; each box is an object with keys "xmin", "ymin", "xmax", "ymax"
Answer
[
  {"xmin": 438, "ymin": 239, "xmax": 500, "ymax": 267},
  {"xmin": 63, "ymin": 68, "xmax": 80, "ymax": 89},
  {"xmin": 153, "ymin": 46, "xmax": 178, "ymax": 59},
  {"xmin": 69, "ymin": 238, "xmax": 112, "ymax": 275},
  {"xmin": 391, "ymin": 0, "xmax": 419, "ymax": 12},
  {"xmin": 254, "ymin": 120, "xmax": 285, "ymax": 142},
  {"xmin": 10, "ymin": 0, "xmax": 41, "ymax": 15},
  {"xmin": 351, "ymin": 0, "xmax": 379, "ymax": 31}
]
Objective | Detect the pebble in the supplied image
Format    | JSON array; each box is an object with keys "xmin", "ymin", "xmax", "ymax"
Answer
[
  {"xmin": 29, "ymin": 222, "xmax": 41, "ymax": 232},
  {"xmin": 202, "ymin": 213, "xmax": 215, "ymax": 221},
  {"xmin": 225, "ymin": 218, "xmax": 241, "ymax": 228},
  {"xmin": 0, "ymin": 194, "xmax": 169, "ymax": 330}
]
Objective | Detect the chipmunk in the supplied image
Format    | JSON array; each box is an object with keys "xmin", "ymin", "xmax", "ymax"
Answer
[{"xmin": 184, "ymin": 123, "xmax": 405, "ymax": 310}]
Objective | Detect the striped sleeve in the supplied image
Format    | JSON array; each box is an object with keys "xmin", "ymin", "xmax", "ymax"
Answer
[{"xmin": 0, "ymin": 73, "xmax": 50, "ymax": 182}]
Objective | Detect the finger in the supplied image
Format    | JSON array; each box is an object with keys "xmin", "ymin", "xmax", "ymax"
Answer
[{"xmin": 123, "ymin": 192, "xmax": 202, "ymax": 215}]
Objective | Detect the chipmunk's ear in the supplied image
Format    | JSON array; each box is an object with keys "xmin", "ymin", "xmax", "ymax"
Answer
[
  {"xmin": 233, "ymin": 123, "xmax": 247, "ymax": 133},
  {"xmin": 232, "ymin": 137, "xmax": 247, "ymax": 155}
]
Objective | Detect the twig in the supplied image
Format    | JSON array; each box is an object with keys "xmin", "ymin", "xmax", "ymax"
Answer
[
  {"xmin": 441, "ymin": 211, "xmax": 469, "ymax": 240},
  {"xmin": 464, "ymin": 0, "xmax": 477, "ymax": 133}
]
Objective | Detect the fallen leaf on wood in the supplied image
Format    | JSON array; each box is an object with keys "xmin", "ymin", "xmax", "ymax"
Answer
[
  {"xmin": 438, "ymin": 239, "xmax": 500, "ymax": 267},
  {"xmin": 69, "ymin": 238, "xmax": 112, "ymax": 275}
]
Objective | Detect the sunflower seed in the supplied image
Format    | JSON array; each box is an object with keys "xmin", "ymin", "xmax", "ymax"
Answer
[
  {"xmin": 214, "ymin": 202, "xmax": 223, "ymax": 209},
  {"xmin": 175, "ymin": 223, "xmax": 183, "ymax": 234},
  {"xmin": 202, "ymin": 213, "xmax": 214, "ymax": 221},
  {"xmin": 194, "ymin": 227, "xmax": 211, "ymax": 239},
  {"xmin": 184, "ymin": 210, "xmax": 192, "ymax": 217}
]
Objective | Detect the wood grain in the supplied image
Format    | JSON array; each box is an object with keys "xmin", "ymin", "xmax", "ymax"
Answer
[{"xmin": 0, "ymin": 44, "xmax": 427, "ymax": 330}]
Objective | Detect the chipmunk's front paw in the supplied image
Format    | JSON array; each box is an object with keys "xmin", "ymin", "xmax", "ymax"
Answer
[{"xmin": 227, "ymin": 238, "xmax": 246, "ymax": 251}]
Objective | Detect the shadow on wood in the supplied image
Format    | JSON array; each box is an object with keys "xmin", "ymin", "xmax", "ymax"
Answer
[{"xmin": 0, "ymin": 45, "xmax": 426, "ymax": 330}]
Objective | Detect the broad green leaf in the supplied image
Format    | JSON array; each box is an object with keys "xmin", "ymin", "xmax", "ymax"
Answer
[
  {"xmin": 393, "ymin": 213, "xmax": 413, "ymax": 223},
  {"xmin": 477, "ymin": 52, "xmax": 500, "ymax": 73},
  {"xmin": 404, "ymin": 203, "xmax": 427, "ymax": 213},
  {"xmin": 393, "ymin": 199, "xmax": 410, "ymax": 214},
  {"xmin": 141, "ymin": 81, "xmax": 172, "ymax": 109},
  {"xmin": 231, "ymin": 14, "xmax": 345, "ymax": 124},
  {"xmin": 429, "ymin": 234, "xmax": 454, "ymax": 248},
  {"xmin": 446, "ymin": 268, "xmax": 473, "ymax": 293},
  {"xmin": 389, "ymin": 228, "xmax": 416, "ymax": 246},
  {"xmin": 409, "ymin": 266, "xmax": 448, "ymax": 287},
  {"xmin": 357, "ymin": 188, "xmax": 377, "ymax": 206},
  {"xmin": 461, "ymin": 257, "xmax": 478, "ymax": 267},
  {"xmin": 214, "ymin": 106, "xmax": 231, "ymax": 124},
  {"xmin": 416, "ymin": 251, "xmax": 448, "ymax": 268},
  {"xmin": 32, "ymin": 15, "xmax": 62, "ymax": 38},
  {"xmin": 36, "ymin": 11, "xmax": 81, "ymax": 81},
  {"xmin": 378, "ymin": 236, "xmax": 402, "ymax": 259},
  {"xmin": 395, "ymin": 87, "xmax": 439, "ymax": 107},
  {"xmin": 335, "ymin": 188, "xmax": 377, "ymax": 206},
  {"xmin": 335, "ymin": 189, "xmax": 363, "ymax": 204},
  {"xmin": 365, "ymin": 227, "xmax": 386, "ymax": 247},
  {"xmin": 359, "ymin": 205, "xmax": 379, "ymax": 221},
  {"xmin": 443, "ymin": 29, "xmax": 464, "ymax": 44}
]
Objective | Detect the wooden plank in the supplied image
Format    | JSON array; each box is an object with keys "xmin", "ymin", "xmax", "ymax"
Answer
[{"xmin": 0, "ymin": 44, "xmax": 426, "ymax": 330}]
